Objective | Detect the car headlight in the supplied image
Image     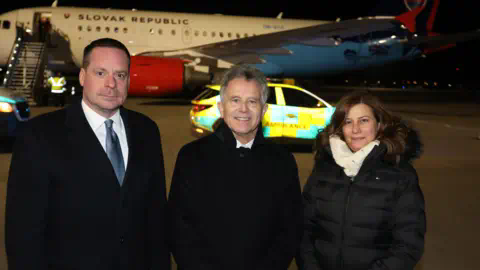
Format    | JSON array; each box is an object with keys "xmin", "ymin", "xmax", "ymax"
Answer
[{"xmin": 0, "ymin": 102, "xmax": 14, "ymax": 113}]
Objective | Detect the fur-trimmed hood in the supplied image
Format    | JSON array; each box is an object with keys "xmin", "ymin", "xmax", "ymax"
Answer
[{"xmin": 316, "ymin": 121, "xmax": 423, "ymax": 165}]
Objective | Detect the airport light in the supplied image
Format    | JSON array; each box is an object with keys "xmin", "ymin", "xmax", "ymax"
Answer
[
  {"xmin": 195, "ymin": 128, "xmax": 204, "ymax": 134},
  {"xmin": 378, "ymin": 39, "xmax": 387, "ymax": 44},
  {"xmin": 391, "ymin": 35, "xmax": 397, "ymax": 39}
]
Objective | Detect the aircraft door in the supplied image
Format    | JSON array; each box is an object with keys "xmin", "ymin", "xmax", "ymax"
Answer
[
  {"xmin": 182, "ymin": 25, "xmax": 192, "ymax": 45},
  {"xmin": 16, "ymin": 9, "xmax": 34, "ymax": 38}
]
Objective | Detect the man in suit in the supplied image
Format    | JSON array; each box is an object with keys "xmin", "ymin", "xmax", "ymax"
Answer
[
  {"xmin": 169, "ymin": 65, "xmax": 303, "ymax": 270},
  {"xmin": 5, "ymin": 38, "xmax": 170, "ymax": 270}
]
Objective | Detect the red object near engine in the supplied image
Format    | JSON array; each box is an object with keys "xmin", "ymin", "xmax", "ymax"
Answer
[{"xmin": 129, "ymin": 56, "xmax": 185, "ymax": 96}]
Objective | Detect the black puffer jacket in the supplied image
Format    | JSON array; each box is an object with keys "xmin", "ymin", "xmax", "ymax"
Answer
[{"xmin": 297, "ymin": 130, "xmax": 426, "ymax": 270}]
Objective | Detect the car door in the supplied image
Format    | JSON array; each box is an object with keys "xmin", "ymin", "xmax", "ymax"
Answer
[
  {"xmin": 261, "ymin": 86, "xmax": 283, "ymax": 138},
  {"xmin": 279, "ymin": 86, "xmax": 330, "ymax": 139}
]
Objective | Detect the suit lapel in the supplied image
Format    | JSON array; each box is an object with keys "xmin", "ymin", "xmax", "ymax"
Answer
[
  {"xmin": 120, "ymin": 107, "xmax": 136, "ymax": 187},
  {"xmin": 65, "ymin": 102, "xmax": 121, "ymax": 188}
]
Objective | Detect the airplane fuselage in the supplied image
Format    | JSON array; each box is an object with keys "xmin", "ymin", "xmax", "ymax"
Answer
[{"xmin": 0, "ymin": 6, "xmax": 419, "ymax": 77}]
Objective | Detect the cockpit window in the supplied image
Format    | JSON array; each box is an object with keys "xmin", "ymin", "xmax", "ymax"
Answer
[{"xmin": 2, "ymin": 20, "xmax": 11, "ymax": 29}]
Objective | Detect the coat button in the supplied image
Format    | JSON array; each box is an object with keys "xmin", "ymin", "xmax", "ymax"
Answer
[
  {"xmin": 239, "ymin": 153, "xmax": 245, "ymax": 157},
  {"xmin": 120, "ymin": 237, "xmax": 124, "ymax": 244}
]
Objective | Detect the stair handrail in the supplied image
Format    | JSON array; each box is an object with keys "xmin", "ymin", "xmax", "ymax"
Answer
[{"xmin": 2, "ymin": 26, "xmax": 24, "ymax": 87}]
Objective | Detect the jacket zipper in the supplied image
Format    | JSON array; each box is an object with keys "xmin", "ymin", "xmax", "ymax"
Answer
[{"xmin": 339, "ymin": 177, "xmax": 354, "ymax": 270}]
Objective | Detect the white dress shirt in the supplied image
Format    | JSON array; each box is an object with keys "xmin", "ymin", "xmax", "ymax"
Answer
[
  {"xmin": 81, "ymin": 100, "xmax": 129, "ymax": 169},
  {"xmin": 236, "ymin": 138, "xmax": 254, "ymax": 149}
]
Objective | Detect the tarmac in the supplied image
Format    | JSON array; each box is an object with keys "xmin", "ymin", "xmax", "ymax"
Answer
[{"xmin": 0, "ymin": 88, "xmax": 479, "ymax": 270}]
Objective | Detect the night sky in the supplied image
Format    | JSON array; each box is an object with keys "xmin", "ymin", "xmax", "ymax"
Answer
[{"xmin": 2, "ymin": 1, "xmax": 479, "ymax": 82}]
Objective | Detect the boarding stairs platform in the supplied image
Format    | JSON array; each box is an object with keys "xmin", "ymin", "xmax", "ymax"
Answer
[{"xmin": 3, "ymin": 39, "xmax": 47, "ymax": 106}]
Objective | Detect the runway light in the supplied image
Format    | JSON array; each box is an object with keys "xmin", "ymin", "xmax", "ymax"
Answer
[
  {"xmin": 378, "ymin": 40, "xmax": 387, "ymax": 44},
  {"xmin": 391, "ymin": 35, "xmax": 397, "ymax": 39}
]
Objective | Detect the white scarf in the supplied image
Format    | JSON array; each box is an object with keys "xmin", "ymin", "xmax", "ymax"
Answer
[{"xmin": 329, "ymin": 135, "xmax": 380, "ymax": 178}]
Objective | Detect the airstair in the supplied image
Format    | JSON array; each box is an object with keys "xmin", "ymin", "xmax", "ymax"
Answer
[{"xmin": 2, "ymin": 35, "xmax": 48, "ymax": 106}]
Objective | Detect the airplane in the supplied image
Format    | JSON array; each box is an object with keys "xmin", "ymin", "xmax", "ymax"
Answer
[{"xmin": 0, "ymin": 0, "xmax": 478, "ymax": 99}]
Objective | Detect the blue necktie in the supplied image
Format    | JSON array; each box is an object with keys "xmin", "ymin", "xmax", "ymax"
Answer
[{"xmin": 105, "ymin": 119, "xmax": 125, "ymax": 185}]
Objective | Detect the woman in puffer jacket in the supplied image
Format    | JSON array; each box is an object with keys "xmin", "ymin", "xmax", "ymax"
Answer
[{"xmin": 297, "ymin": 91, "xmax": 426, "ymax": 270}]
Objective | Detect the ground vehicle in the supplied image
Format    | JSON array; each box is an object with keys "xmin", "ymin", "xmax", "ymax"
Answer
[
  {"xmin": 0, "ymin": 87, "xmax": 30, "ymax": 139},
  {"xmin": 190, "ymin": 83, "xmax": 335, "ymax": 142}
]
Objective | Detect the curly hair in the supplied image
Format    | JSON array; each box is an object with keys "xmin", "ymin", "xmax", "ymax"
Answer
[{"xmin": 315, "ymin": 91, "xmax": 410, "ymax": 157}]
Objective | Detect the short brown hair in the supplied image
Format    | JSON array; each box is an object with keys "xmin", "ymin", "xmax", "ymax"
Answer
[{"xmin": 82, "ymin": 38, "xmax": 131, "ymax": 69}]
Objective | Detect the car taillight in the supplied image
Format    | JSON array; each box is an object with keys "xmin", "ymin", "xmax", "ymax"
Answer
[{"xmin": 192, "ymin": 104, "xmax": 212, "ymax": 112}]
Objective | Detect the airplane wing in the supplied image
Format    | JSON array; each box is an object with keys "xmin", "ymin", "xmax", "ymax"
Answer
[
  {"xmin": 139, "ymin": 18, "xmax": 399, "ymax": 65},
  {"xmin": 406, "ymin": 29, "xmax": 480, "ymax": 48}
]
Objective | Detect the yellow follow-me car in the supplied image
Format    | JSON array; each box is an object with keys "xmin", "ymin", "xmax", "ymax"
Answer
[{"xmin": 190, "ymin": 83, "xmax": 335, "ymax": 142}]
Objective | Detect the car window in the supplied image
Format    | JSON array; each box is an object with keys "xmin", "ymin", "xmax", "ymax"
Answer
[
  {"xmin": 193, "ymin": 87, "xmax": 219, "ymax": 101},
  {"xmin": 266, "ymin": 86, "xmax": 277, "ymax": 105},
  {"xmin": 282, "ymin": 88, "xmax": 320, "ymax": 108}
]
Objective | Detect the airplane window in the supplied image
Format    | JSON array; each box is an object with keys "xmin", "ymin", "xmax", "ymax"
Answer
[
  {"xmin": 2, "ymin": 20, "xmax": 10, "ymax": 29},
  {"xmin": 185, "ymin": 29, "xmax": 190, "ymax": 36},
  {"xmin": 203, "ymin": 31, "xmax": 207, "ymax": 37},
  {"xmin": 171, "ymin": 29, "xmax": 176, "ymax": 35},
  {"xmin": 87, "ymin": 26, "xmax": 92, "ymax": 32},
  {"xmin": 236, "ymin": 33, "xmax": 241, "ymax": 39},
  {"xmin": 105, "ymin": 27, "xmax": 110, "ymax": 33},
  {"xmin": 194, "ymin": 30, "xmax": 199, "ymax": 36},
  {"xmin": 78, "ymin": 25, "xmax": 82, "ymax": 31},
  {"xmin": 96, "ymin": 26, "xmax": 101, "ymax": 32},
  {"xmin": 150, "ymin": 28, "xmax": 155, "ymax": 34},
  {"xmin": 228, "ymin": 32, "xmax": 232, "ymax": 38},
  {"xmin": 123, "ymin": 28, "xmax": 128, "ymax": 33},
  {"xmin": 282, "ymin": 88, "xmax": 319, "ymax": 108},
  {"xmin": 212, "ymin": 32, "xmax": 216, "ymax": 38},
  {"xmin": 219, "ymin": 32, "xmax": 224, "ymax": 38},
  {"xmin": 114, "ymin": 27, "xmax": 119, "ymax": 33},
  {"xmin": 158, "ymin": 29, "xmax": 163, "ymax": 35}
]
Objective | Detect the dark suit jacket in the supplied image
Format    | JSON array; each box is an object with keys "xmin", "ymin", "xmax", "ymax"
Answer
[
  {"xmin": 169, "ymin": 122, "xmax": 303, "ymax": 270},
  {"xmin": 5, "ymin": 102, "xmax": 170, "ymax": 270}
]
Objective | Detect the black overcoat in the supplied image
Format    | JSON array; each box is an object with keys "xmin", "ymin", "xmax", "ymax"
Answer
[{"xmin": 169, "ymin": 122, "xmax": 303, "ymax": 270}]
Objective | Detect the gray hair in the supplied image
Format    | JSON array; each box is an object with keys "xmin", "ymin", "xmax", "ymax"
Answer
[{"xmin": 219, "ymin": 65, "xmax": 269, "ymax": 105}]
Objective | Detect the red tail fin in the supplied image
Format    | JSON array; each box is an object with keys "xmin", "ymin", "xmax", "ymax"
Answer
[{"xmin": 395, "ymin": 0, "xmax": 440, "ymax": 33}]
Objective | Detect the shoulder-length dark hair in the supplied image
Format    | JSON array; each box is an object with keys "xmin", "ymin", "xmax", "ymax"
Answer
[{"xmin": 315, "ymin": 90, "xmax": 409, "ymax": 156}]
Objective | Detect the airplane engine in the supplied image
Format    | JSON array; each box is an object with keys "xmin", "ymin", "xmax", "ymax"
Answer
[{"xmin": 129, "ymin": 56, "xmax": 211, "ymax": 96}]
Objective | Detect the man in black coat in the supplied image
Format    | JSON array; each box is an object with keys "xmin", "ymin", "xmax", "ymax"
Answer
[
  {"xmin": 169, "ymin": 65, "xmax": 303, "ymax": 270},
  {"xmin": 5, "ymin": 38, "xmax": 170, "ymax": 270}
]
